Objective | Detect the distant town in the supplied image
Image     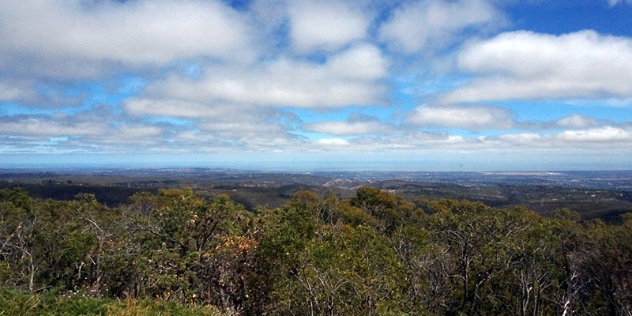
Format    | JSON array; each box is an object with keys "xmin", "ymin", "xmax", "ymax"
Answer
[{"xmin": 3, "ymin": 168, "xmax": 632, "ymax": 190}]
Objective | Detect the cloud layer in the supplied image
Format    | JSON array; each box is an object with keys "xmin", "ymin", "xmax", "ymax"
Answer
[{"xmin": 2, "ymin": 0, "xmax": 632, "ymax": 169}]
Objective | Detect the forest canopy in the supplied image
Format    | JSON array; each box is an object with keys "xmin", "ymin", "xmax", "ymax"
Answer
[{"xmin": 0, "ymin": 186, "xmax": 631, "ymax": 315}]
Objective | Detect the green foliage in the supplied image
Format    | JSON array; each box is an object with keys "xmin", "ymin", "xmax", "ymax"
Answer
[
  {"xmin": 0, "ymin": 187, "xmax": 33, "ymax": 210},
  {"xmin": 1, "ymin": 186, "xmax": 632, "ymax": 315},
  {"xmin": 0, "ymin": 288, "xmax": 221, "ymax": 315}
]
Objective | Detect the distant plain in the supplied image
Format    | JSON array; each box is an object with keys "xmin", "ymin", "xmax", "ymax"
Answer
[{"xmin": 2, "ymin": 168, "xmax": 632, "ymax": 223}]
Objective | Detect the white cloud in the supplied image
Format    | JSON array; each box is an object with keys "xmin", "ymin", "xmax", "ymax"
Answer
[
  {"xmin": 556, "ymin": 114, "xmax": 600, "ymax": 129},
  {"xmin": 0, "ymin": 117, "xmax": 106, "ymax": 137},
  {"xmin": 304, "ymin": 121, "xmax": 391, "ymax": 136},
  {"xmin": 198, "ymin": 122, "xmax": 280, "ymax": 134},
  {"xmin": 556, "ymin": 126, "xmax": 632, "ymax": 143},
  {"xmin": 379, "ymin": 0, "xmax": 502, "ymax": 53},
  {"xmin": 142, "ymin": 46, "xmax": 389, "ymax": 109},
  {"xmin": 2, "ymin": 0, "xmax": 632, "ymax": 168},
  {"xmin": 123, "ymin": 98, "xmax": 233, "ymax": 118},
  {"xmin": 0, "ymin": 80, "xmax": 88, "ymax": 108},
  {"xmin": 326, "ymin": 44, "xmax": 389, "ymax": 80},
  {"xmin": 398, "ymin": 132, "xmax": 467, "ymax": 146},
  {"xmin": 496, "ymin": 133, "xmax": 542, "ymax": 144},
  {"xmin": 0, "ymin": 105, "xmax": 193, "ymax": 154},
  {"xmin": 0, "ymin": 0, "xmax": 255, "ymax": 79},
  {"xmin": 0, "ymin": 81, "xmax": 34, "ymax": 102},
  {"xmin": 288, "ymin": 1, "xmax": 369, "ymax": 53},
  {"xmin": 123, "ymin": 96, "xmax": 300, "ymax": 150},
  {"xmin": 315, "ymin": 138, "xmax": 350, "ymax": 146},
  {"xmin": 406, "ymin": 105, "xmax": 514, "ymax": 130},
  {"xmin": 196, "ymin": 119, "xmax": 291, "ymax": 144},
  {"xmin": 116, "ymin": 125, "xmax": 163, "ymax": 139},
  {"xmin": 445, "ymin": 30, "xmax": 632, "ymax": 103}
]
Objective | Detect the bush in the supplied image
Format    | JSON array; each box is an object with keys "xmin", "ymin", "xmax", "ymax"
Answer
[{"xmin": 0, "ymin": 289, "xmax": 221, "ymax": 316}]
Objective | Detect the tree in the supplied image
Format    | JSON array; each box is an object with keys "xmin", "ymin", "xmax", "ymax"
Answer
[{"xmin": 425, "ymin": 200, "xmax": 536, "ymax": 315}]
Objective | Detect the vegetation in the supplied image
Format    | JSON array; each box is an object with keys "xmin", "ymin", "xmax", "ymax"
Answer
[
  {"xmin": 0, "ymin": 288, "xmax": 220, "ymax": 315},
  {"xmin": 1, "ymin": 186, "xmax": 631, "ymax": 315}
]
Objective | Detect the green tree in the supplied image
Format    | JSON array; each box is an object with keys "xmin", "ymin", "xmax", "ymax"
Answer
[{"xmin": 424, "ymin": 200, "xmax": 539, "ymax": 315}]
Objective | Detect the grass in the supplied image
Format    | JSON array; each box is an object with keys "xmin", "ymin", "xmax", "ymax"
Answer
[{"xmin": 0, "ymin": 289, "xmax": 222, "ymax": 316}]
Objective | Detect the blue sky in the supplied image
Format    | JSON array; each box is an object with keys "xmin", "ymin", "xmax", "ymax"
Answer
[{"xmin": 2, "ymin": 0, "xmax": 632, "ymax": 171}]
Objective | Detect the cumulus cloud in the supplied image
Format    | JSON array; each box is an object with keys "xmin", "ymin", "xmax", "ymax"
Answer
[
  {"xmin": 477, "ymin": 126, "xmax": 632, "ymax": 149},
  {"xmin": 304, "ymin": 112, "xmax": 395, "ymax": 136},
  {"xmin": 393, "ymin": 131, "xmax": 467, "ymax": 147},
  {"xmin": 139, "ymin": 45, "xmax": 389, "ymax": 109},
  {"xmin": 288, "ymin": 1, "xmax": 370, "ymax": 53},
  {"xmin": 0, "ymin": 116, "xmax": 106, "ymax": 137},
  {"xmin": 123, "ymin": 98, "xmax": 234, "ymax": 118},
  {"xmin": 116, "ymin": 125, "xmax": 163, "ymax": 139},
  {"xmin": 0, "ymin": 80, "xmax": 88, "ymax": 108},
  {"xmin": 123, "ymin": 96, "xmax": 300, "ymax": 151},
  {"xmin": 326, "ymin": 44, "xmax": 389, "ymax": 80},
  {"xmin": 472, "ymin": 127, "xmax": 632, "ymax": 152},
  {"xmin": 324, "ymin": 131, "xmax": 473, "ymax": 153},
  {"xmin": 2, "ymin": 0, "xmax": 632, "ymax": 168},
  {"xmin": 379, "ymin": 0, "xmax": 502, "ymax": 53},
  {"xmin": 444, "ymin": 30, "xmax": 632, "ymax": 103},
  {"xmin": 556, "ymin": 126, "xmax": 632, "ymax": 143},
  {"xmin": 198, "ymin": 112, "xmax": 294, "ymax": 140},
  {"xmin": 304, "ymin": 121, "xmax": 391, "ymax": 136},
  {"xmin": 315, "ymin": 138, "xmax": 350, "ymax": 146},
  {"xmin": 496, "ymin": 133, "xmax": 542, "ymax": 144},
  {"xmin": 0, "ymin": 81, "xmax": 35, "ymax": 102},
  {"xmin": 0, "ymin": 0, "xmax": 255, "ymax": 79},
  {"xmin": 556, "ymin": 114, "xmax": 601, "ymax": 129},
  {"xmin": 406, "ymin": 105, "xmax": 514, "ymax": 130},
  {"xmin": 0, "ymin": 107, "xmax": 185, "ymax": 154}
]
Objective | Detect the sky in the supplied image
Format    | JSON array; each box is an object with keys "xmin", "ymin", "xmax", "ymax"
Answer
[{"xmin": 2, "ymin": 0, "xmax": 632, "ymax": 171}]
